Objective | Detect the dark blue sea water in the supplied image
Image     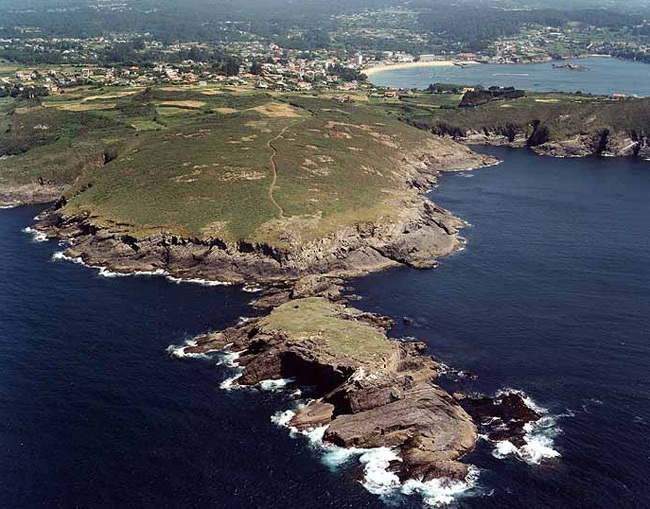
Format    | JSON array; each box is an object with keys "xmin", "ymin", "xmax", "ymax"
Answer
[
  {"xmin": 1, "ymin": 147, "xmax": 649, "ymax": 507},
  {"xmin": 369, "ymin": 57, "xmax": 650, "ymax": 96}
]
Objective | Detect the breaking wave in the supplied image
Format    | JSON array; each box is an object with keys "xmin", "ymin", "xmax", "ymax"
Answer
[
  {"xmin": 52, "ymin": 251, "xmax": 84, "ymax": 264},
  {"xmin": 271, "ymin": 407, "xmax": 481, "ymax": 507},
  {"xmin": 51, "ymin": 251, "xmax": 232, "ymax": 286},
  {"xmin": 166, "ymin": 276, "xmax": 233, "ymax": 287},
  {"xmin": 220, "ymin": 374, "xmax": 243, "ymax": 390},
  {"xmin": 258, "ymin": 378, "xmax": 295, "ymax": 392},
  {"xmin": 489, "ymin": 389, "xmax": 563, "ymax": 465},
  {"xmin": 401, "ymin": 466, "xmax": 481, "ymax": 507},
  {"xmin": 165, "ymin": 339, "xmax": 218, "ymax": 360},
  {"xmin": 22, "ymin": 227, "xmax": 48, "ymax": 242}
]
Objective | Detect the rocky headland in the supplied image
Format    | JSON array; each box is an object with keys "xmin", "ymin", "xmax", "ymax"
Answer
[
  {"xmin": 32, "ymin": 145, "xmax": 497, "ymax": 283},
  {"xmin": 19, "ymin": 138, "xmax": 542, "ymax": 491}
]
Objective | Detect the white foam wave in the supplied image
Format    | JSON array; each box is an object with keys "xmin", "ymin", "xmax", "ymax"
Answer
[
  {"xmin": 22, "ymin": 227, "xmax": 48, "ymax": 242},
  {"xmin": 51, "ymin": 251, "xmax": 234, "ymax": 286},
  {"xmin": 402, "ymin": 465, "xmax": 481, "ymax": 507},
  {"xmin": 495, "ymin": 388, "xmax": 543, "ymax": 413},
  {"xmin": 271, "ymin": 408, "xmax": 480, "ymax": 506},
  {"xmin": 216, "ymin": 350, "xmax": 242, "ymax": 368},
  {"xmin": 0, "ymin": 204, "xmax": 17, "ymax": 209},
  {"xmin": 258, "ymin": 378, "xmax": 295, "ymax": 391},
  {"xmin": 98, "ymin": 267, "xmax": 130, "ymax": 278},
  {"xmin": 52, "ymin": 251, "xmax": 84, "ymax": 264},
  {"xmin": 271, "ymin": 409, "xmax": 296, "ymax": 427},
  {"xmin": 216, "ymin": 348, "xmax": 245, "ymax": 390},
  {"xmin": 165, "ymin": 339, "xmax": 213, "ymax": 360},
  {"xmin": 100, "ymin": 268, "xmax": 168, "ymax": 278},
  {"xmin": 358, "ymin": 448, "xmax": 401, "ymax": 495},
  {"xmin": 166, "ymin": 275, "xmax": 233, "ymax": 287},
  {"xmin": 519, "ymin": 417, "xmax": 562, "ymax": 464},
  {"xmin": 220, "ymin": 373, "xmax": 243, "ymax": 390},
  {"xmin": 490, "ymin": 390, "xmax": 562, "ymax": 465},
  {"xmin": 243, "ymin": 284, "xmax": 263, "ymax": 293}
]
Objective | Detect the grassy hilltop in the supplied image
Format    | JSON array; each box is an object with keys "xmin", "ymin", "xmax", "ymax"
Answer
[
  {"xmin": 0, "ymin": 85, "xmax": 470, "ymax": 247},
  {"xmin": 5, "ymin": 83, "xmax": 647, "ymax": 250}
]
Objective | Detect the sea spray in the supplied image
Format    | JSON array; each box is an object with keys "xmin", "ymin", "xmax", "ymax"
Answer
[
  {"xmin": 270, "ymin": 406, "xmax": 481, "ymax": 507},
  {"xmin": 258, "ymin": 378, "xmax": 296, "ymax": 392},
  {"xmin": 489, "ymin": 389, "xmax": 563, "ymax": 465},
  {"xmin": 22, "ymin": 227, "xmax": 48, "ymax": 242},
  {"xmin": 52, "ymin": 250, "xmax": 233, "ymax": 286},
  {"xmin": 166, "ymin": 275, "xmax": 233, "ymax": 287}
]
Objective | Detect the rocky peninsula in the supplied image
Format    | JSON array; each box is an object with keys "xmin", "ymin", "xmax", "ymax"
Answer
[{"xmin": 1, "ymin": 86, "xmax": 550, "ymax": 495}]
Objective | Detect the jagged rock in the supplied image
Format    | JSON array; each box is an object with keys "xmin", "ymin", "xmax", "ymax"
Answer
[
  {"xmin": 461, "ymin": 391, "xmax": 541, "ymax": 447},
  {"xmin": 291, "ymin": 275, "xmax": 343, "ymax": 300},
  {"xmin": 324, "ymin": 382, "xmax": 477, "ymax": 482},
  {"xmin": 251, "ymin": 288, "xmax": 292, "ymax": 309}
]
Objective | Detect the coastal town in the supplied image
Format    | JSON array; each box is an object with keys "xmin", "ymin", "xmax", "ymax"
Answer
[{"xmin": 2, "ymin": 14, "xmax": 650, "ymax": 96}]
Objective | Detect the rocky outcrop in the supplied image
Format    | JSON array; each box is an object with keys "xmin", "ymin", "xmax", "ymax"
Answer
[
  {"xmin": 183, "ymin": 282, "xmax": 544, "ymax": 484},
  {"xmin": 323, "ymin": 380, "xmax": 476, "ymax": 482},
  {"xmin": 457, "ymin": 391, "xmax": 541, "ymax": 447},
  {"xmin": 187, "ymin": 292, "xmax": 479, "ymax": 483},
  {"xmin": 0, "ymin": 182, "xmax": 65, "ymax": 208}
]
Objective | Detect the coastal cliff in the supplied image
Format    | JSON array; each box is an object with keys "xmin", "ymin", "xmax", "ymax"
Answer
[
  {"xmin": 462, "ymin": 126, "xmax": 649, "ymax": 158},
  {"xmin": 405, "ymin": 92, "xmax": 650, "ymax": 160}
]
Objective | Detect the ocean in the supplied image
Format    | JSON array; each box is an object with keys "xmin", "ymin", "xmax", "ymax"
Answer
[
  {"xmin": 368, "ymin": 57, "xmax": 650, "ymax": 96},
  {"xmin": 1, "ymin": 146, "xmax": 649, "ymax": 507}
]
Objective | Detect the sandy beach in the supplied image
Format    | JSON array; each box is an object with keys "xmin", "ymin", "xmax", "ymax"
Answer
[{"xmin": 363, "ymin": 60, "xmax": 479, "ymax": 76}]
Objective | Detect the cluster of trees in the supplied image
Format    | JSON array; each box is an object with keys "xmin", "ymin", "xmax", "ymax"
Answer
[
  {"xmin": 331, "ymin": 64, "xmax": 366, "ymax": 82},
  {"xmin": 427, "ymin": 83, "xmax": 464, "ymax": 94},
  {"xmin": 0, "ymin": 85, "xmax": 49, "ymax": 100},
  {"xmin": 460, "ymin": 86, "xmax": 525, "ymax": 107},
  {"xmin": 99, "ymin": 42, "xmax": 241, "ymax": 74},
  {"xmin": 418, "ymin": 6, "xmax": 642, "ymax": 51},
  {"xmin": 608, "ymin": 48, "xmax": 650, "ymax": 64}
]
